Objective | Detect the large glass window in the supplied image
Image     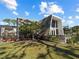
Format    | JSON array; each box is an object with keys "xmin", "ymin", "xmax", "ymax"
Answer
[
  {"xmin": 56, "ymin": 21, "xmax": 58, "ymax": 27},
  {"xmin": 52, "ymin": 20, "xmax": 58, "ymax": 27},
  {"xmin": 52, "ymin": 30, "xmax": 55, "ymax": 36},
  {"xmin": 56, "ymin": 29, "xmax": 58, "ymax": 35},
  {"xmin": 52, "ymin": 20, "xmax": 55, "ymax": 27}
]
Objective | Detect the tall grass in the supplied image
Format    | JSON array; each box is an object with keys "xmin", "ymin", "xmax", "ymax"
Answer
[{"xmin": 0, "ymin": 41, "xmax": 78, "ymax": 59}]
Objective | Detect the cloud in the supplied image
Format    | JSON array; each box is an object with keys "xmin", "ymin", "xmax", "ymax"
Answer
[
  {"xmin": 67, "ymin": 20, "xmax": 75, "ymax": 27},
  {"xmin": 13, "ymin": 11, "xmax": 18, "ymax": 16},
  {"xmin": 62, "ymin": 19, "xmax": 65, "ymax": 26},
  {"xmin": 62, "ymin": 19, "xmax": 75, "ymax": 27},
  {"xmin": 40, "ymin": 2, "xmax": 47, "ymax": 14},
  {"xmin": 48, "ymin": 4, "xmax": 64, "ymax": 14},
  {"xmin": 67, "ymin": 20, "xmax": 74, "ymax": 25},
  {"xmin": 68, "ymin": 16, "xmax": 73, "ymax": 19},
  {"xmin": 64, "ymin": 15, "xmax": 79, "ymax": 27},
  {"xmin": 44, "ymin": 14, "xmax": 49, "ymax": 17},
  {"xmin": 76, "ymin": 8, "xmax": 79, "ymax": 12},
  {"xmin": 25, "ymin": 11, "xmax": 29, "ymax": 16},
  {"xmin": 0, "ymin": 21, "xmax": 5, "ymax": 25},
  {"xmin": 68, "ymin": 15, "xmax": 79, "ymax": 20},
  {"xmin": 48, "ymin": 2, "xmax": 54, "ymax": 5},
  {"xmin": 32, "ymin": 5, "xmax": 35, "ymax": 9},
  {"xmin": 0, "ymin": 0, "xmax": 18, "ymax": 10},
  {"xmin": 75, "ymin": 16, "xmax": 79, "ymax": 19},
  {"xmin": 39, "ymin": 1, "xmax": 64, "ymax": 16}
]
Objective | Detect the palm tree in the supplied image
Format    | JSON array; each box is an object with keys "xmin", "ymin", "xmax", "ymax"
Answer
[
  {"xmin": 3, "ymin": 19, "xmax": 17, "ymax": 26},
  {"xmin": 10, "ymin": 19, "xmax": 16, "ymax": 26},
  {"xmin": 3, "ymin": 19, "xmax": 11, "ymax": 25}
]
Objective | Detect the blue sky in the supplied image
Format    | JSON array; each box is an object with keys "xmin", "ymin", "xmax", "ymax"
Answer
[{"xmin": 0, "ymin": 0, "xmax": 79, "ymax": 27}]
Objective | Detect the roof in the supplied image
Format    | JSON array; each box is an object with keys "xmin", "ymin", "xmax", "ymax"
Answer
[
  {"xmin": 0, "ymin": 25, "xmax": 17, "ymax": 28},
  {"xmin": 41, "ymin": 15, "xmax": 62, "ymax": 23},
  {"xmin": 52, "ymin": 15, "xmax": 63, "ymax": 20}
]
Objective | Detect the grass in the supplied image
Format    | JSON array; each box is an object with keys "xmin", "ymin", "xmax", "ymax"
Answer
[{"xmin": 0, "ymin": 40, "xmax": 78, "ymax": 59}]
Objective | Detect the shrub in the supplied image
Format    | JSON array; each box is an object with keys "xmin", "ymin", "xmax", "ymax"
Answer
[{"xmin": 49, "ymin": 36, "xmax": 59, "ymax": 43}]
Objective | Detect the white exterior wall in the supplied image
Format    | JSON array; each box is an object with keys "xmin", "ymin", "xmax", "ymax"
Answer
[
  {"xmin": 1, "ymin": 27, "xmax": 5, "ymax": 36},
  {"xmin": 58, "ymin": 20, "xmax": 64, "ymax": 35},
  {"xmin": 49, "ymin": 16, "xmax": 64, "ymax": 36},
  {"xmin": 0, "ymin": 27, "xmax": 17, "ymax": 37},
  {"xmin": 13, "ymin": 28, "xmax": 17, "ymax": 35}
]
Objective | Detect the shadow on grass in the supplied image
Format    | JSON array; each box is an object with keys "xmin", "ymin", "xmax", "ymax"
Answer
[
  {"xmin": 38, "ymin": 40, "xmax": 79, "ymax": 59},
  {"xmin": 54, "ymin": 46, "xmax": 79, "ymax": 59},
  {"xmin": 37, "ymin": 54, "xmax": 46, "ymax": 59},
  {"xmin": 5, "ymin": 48, "xmax": 26, "ymax": 59}
]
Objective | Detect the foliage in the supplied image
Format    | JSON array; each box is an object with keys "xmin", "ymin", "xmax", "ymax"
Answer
[
  {"xmin": 63, "ymin": 26, "xmax": 70, "ymax": 34},
  {"xmin": 3, "ymin": 19, "xmax": 16, "ymax": 26},
  {"xmin": 3, "ymin": 19, "xmax": 11, "ymax": 25},
  {"xmin": 64, "ymin": 25, "xmax": 79, "ymax": 44},
  {"xmin": 71, "ymin": 26, "xmax": 79, "ymax": 33},
  {"xmin": 19, "ymin": 21, "xmax": 41, "ymax": 39},
  {"xmin": 49, "ymin": 36, "xmax": 59, "ymax": 43},
  {"xmin": 67, "ymin": 34, "xmax": 79, "ymax": 44}
]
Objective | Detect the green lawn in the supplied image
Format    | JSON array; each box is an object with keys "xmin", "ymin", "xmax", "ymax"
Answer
[{"xmin": 0, "ymin": 41, "xmax": 79, "ymax": 59}]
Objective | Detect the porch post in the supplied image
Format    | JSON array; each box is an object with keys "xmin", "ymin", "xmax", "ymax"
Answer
[
  {"xmin": 55, "ymin": 21, "xmax": 56, "ymax": 35},
  {"xmin": 16, "ymin": 18, "xmax": 19, "ymax": 41}
]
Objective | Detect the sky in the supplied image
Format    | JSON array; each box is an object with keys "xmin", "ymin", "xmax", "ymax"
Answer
[{"xmin": 0, "ymin": 0, "xmax": 79, "ymax": 27}]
